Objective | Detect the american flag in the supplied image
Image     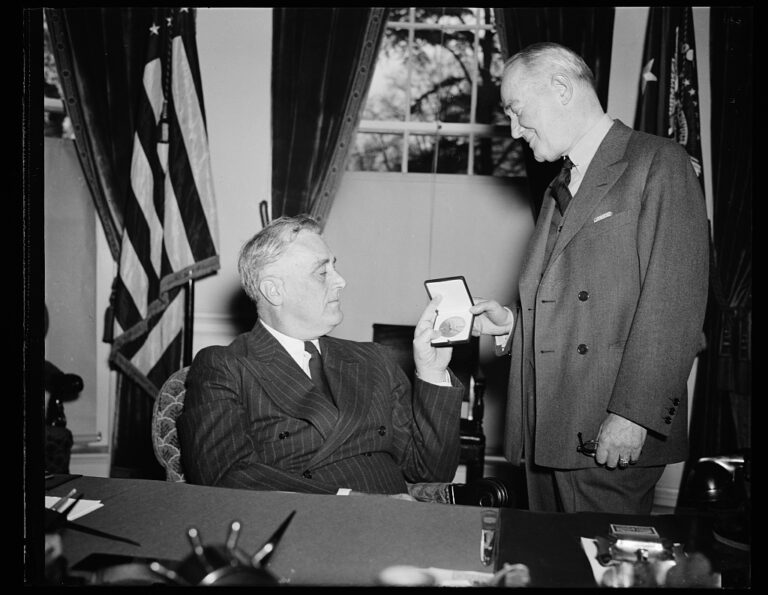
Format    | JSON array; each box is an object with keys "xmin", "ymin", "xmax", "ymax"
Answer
[
  {"xmin": 109, "ymin": 7, "xmax": 219, "ymax": 397},
  {"xmin": 635, "ymin": 6, "xmax": 704, "ymax": 185}
]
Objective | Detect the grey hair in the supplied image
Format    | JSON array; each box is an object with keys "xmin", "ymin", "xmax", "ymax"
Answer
[
  {"xmin": 502, "ymin": 42, "xmax": 597, "ymax": 92},
  {"xmin": 238, "ymin": 214, "xmax": 322, "ymax": 303}
]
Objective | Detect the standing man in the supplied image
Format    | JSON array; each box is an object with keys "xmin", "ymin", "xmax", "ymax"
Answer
[
  {"xmin": 178, "ymin": 215, "xmax": 464, "ymax": 496},
  {"xmin": 470, "ymin": 42, "xmax": 708, "ymax": 514}
]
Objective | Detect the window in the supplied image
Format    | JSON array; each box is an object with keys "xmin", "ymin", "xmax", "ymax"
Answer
[{"xmin": 348, "ymin": 7, "xmax": 525, "ymax": 177}]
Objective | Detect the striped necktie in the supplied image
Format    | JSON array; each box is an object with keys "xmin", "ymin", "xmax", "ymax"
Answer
[{"xmin": 551, "ymin": 156, "xmax": 575, "ymax": 215}]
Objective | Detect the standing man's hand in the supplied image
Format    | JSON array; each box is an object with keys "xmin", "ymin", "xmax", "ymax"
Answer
[
  {"xmin": 595, "ymin": 413, "xmax": 647, "ymax": 469},
  {"xmin": 413, "ymin": 296, "xmax": 453, "ymax": 384},
  {"xmin": 469, "ymin": 298, "xmax": 515, "ymax": 336}
]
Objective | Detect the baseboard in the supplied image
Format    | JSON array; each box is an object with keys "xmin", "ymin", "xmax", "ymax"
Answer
[
  {"xmin": 69, "ymin": 452, "xmax": 111, "ymax": 478},
  {"xmin": 652, "ymin": 485, "xmax": 679, "ymax": 510}
]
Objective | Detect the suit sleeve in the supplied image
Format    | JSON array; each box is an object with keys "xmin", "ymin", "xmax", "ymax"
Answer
[
  {"xmin": 607, "ymin": 142, "xmax": 709, "ymax": 435},
  {"xmin": 177, "ymin": 347, "xmax": 341, "ymax": 494},
  {"xmin": 378, "ymin": 344, "xmax": 465, "ymax": 483}
]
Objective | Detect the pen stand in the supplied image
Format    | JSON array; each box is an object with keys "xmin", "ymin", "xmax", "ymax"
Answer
[{"xmin": 150, "ymin": 521, "xmax": 278, "ymax": 586}]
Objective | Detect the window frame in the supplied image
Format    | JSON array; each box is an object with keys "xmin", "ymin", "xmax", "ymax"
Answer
[{"xmin": 354, "ymin": 7, "xmax": 514, "ymax": 176}]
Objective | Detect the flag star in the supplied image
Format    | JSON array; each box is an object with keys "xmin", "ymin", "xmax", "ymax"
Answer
[
  {"xmin": 149, "ymin": 23, "xmax": 160, "ymax": 35},
  {"xmin": 641, "ymin": 58, "xmax": 657, "ymax": 94},
  {"xmin": 180, "ymin": 7, "xmax": 189, "ymax": 12},
  {"xmin": 166, "ymin": 17, "xmax": 172, "ymax": 26},
  {"xmin": 688, "ymin": 88, "xmax": 696, "ymax": 96}
]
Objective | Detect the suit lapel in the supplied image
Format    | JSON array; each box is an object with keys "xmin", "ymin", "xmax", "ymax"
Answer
[
  {"xmin": 519, "ymin": 195, "xmax": 556, "ymax": 304},
  {"xmin": 307, "ymin": 338, "xmax": 371, "ymax": 469},
  {"xmin": 544, "ymin": 121, "xmax": 631, "ymax": 274},
  {"xmin": 239, "ymin": 324, "xmax": 339, "ymax": 439}
]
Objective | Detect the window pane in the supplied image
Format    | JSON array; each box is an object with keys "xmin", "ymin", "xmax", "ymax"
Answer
[
  {"xmin": 365, "ymin": 31, "xmax": 409, "ymax": 122},
  {"xmin": 386, "ymin": 7, "xmax": 412, "ymax": 22},
  {"xmin": 347, "ymin": 133, "xmax": 403, "ymax": 172},
  {"xmin": 410, "ymin": 31, "xmax": 473, "ymax": 123},
  {"xmin": 474, "ymin": 137, "xmax": 527, "ymax": 177},
  {"xmin": 407, "ymin": 134, "xmax": 436, "ymax": 173},
  {"xmin": 413, "ymin": 7, "xmax": 477, "ymax": 26},
  {"xmin": 436, "ymin": 135, "xmax": 468, "ymax": 174},
  {"xmin": 406, "ymin": 134, "xmax": 469, "ymax": 174},
  {"xmin": 475, "ymin": 24, "xmax": 505, "ymax": 126}
]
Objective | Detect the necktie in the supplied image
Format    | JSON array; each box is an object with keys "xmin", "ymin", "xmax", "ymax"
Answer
[
  {"xmin": 304, "ymin": 341, "xmax": 335, "ymax": 404},
  {"xmin": 551, "ymin": 156, "xmax": 575, "ymax": 215}
]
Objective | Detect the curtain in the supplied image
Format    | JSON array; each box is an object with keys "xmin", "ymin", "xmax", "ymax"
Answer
[
  {"xmin": 493, "ymin": 7, "xmax": 615, "ymax": 220},
  {"xmin": 271, "ymin": 8, "xmax": 387, "ymax": 228},
  {"xmin": 684, "ymin": 7, "xmax": 752, "ymax": 471},
  {"xmin": 45, "ymin": 8, "xmax": 153, "ymax": 261}
]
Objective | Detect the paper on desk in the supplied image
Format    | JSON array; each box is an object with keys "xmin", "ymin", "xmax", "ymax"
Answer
[
  {"xmin": 421, "ymin": 567, "xmax": 495, "ymax": 586},
  {"xmin": 580, "ymin": 537, "xmax": 610, "ymax": 585},
  {"xmin": 45, "ymin": 496, "xmax": 104, "ymax": 521}
]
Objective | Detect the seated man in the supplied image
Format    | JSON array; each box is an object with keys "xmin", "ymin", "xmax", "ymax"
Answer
[{"xmin": 177, "ymin": 215, "xmax": 464, "ymax": 496}]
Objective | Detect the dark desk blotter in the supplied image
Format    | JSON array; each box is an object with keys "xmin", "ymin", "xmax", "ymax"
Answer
[{"xmin": 46, "ymin": 474, "xmax": 83, "ymax": 490}]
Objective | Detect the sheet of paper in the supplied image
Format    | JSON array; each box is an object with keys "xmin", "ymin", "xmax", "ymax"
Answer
[
  {"xmin": 580, "ymin": 537, "xmax": 609, "ymax": 585},
  {"xmin": 421, "ymin": 567, "xmax": 495, "ymax": 586},
  {"xmin": 45, "ymin": 496, "xmax": 104, "ymax": 521}
]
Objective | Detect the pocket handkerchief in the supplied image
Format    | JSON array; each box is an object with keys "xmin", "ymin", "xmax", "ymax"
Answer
[{"xmin": 593, "ymin": 211, "xmax": 613, "ymax": 223}]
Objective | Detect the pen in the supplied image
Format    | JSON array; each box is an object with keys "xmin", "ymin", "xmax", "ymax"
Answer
[{"xmin": 51, "ymin": 488, "xmax": 77, "ymax": 512}]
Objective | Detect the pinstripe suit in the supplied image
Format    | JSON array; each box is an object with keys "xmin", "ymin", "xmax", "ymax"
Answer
[{"xmin": 177, "ymin": 322, "xmax": 464, "ymax": 494}]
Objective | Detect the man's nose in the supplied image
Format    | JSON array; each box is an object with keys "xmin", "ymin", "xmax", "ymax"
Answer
[
  {"xmin": 333, "ymin": 270, "xmax": 347, "ymax": 289},
  {"xmin": 510, "ymin": 120, "xmax": 524, "ymax": 140}
]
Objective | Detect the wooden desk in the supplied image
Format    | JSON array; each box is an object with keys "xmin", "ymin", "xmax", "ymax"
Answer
[{"xmin": 44, "ymin": 475, "xmax": 749, "ymax": 587}]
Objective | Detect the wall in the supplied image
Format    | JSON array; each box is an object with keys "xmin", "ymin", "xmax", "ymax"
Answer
[
  {"xmin": 323, "ymin": 173, "xmax": 534, "ymax": 454},
  {"xmin": 192, "ymin": 7, "xmax": 274, "ymax": 351}
]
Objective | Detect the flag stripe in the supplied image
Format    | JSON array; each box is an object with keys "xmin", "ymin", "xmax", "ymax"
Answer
[{"xmin": 110, "ymin": 7, "xmax": 219, "ymax": 396}]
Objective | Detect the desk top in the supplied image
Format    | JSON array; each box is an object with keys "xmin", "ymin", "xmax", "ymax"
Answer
[
  {"xmin": 47, "ymin": 475, "xmax": 492, "ymax": 586},
  {"xmin": 44, "ymin": 475, "xmax": 747, "ymax": 587}
]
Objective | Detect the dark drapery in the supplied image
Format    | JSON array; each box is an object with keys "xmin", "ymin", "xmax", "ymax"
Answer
[
  {"xmin": 271, "ymin": 8, "xmax": 387, "ymax": 228},
  {"xmin": 45, "ymin": 9, "xmax": 154, "ymax": 261},
  {"xmin": 493, "ymin": 7, "xmax": 615, "ymax": 220},
  {"xmin": 47, "ymin": 8, "xmax": 165, "ymax": 479},
  {"xmin": 684, "ymin": 8, "xmax": 752, "ymax": 472}
]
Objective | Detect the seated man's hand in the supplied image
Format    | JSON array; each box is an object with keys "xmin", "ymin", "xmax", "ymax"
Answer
[
  {"xmin": 412, "ymin": 296, "xmax": 452, "ymax": 384},
  {"xmin": 469, "ymin": 298, "xmax": 514, "ymax": 336}
]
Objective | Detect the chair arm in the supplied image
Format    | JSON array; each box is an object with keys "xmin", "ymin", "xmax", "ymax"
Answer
[{"xmin": 406, "ymin": 476, "xmax": 516, "ymax": 508}]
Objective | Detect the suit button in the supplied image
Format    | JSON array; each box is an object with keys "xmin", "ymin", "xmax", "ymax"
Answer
[
  {"xmin": 578, "ymin": 291, "xmax": 589, "ymax": 301},
  {"xmin": 673, "ymin": 398, "xmax": 680, "ymax": 406},
  {"xmin": 303, "ymin": 470, "xmax": 312, "ymax": 479},
  {"xmin": 577, "ymin": 344, "xmax": 588, "ymax": 354},
  {"xmin": 378, "ymin": 425, "xmax": 387, "ymax": 436},
  {"xmin": 664, "ymin": 416, "xmax": 672, "ymax": 425},
  {"xmin": 279, "ymin": 431, "xmax": 290, "ymax": 439},
  {"xmin": 668, "ymin": 407, "xmax": 676, "ymax": 415}
]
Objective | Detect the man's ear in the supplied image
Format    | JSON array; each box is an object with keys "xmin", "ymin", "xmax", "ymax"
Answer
[
  {"xmin": 258, "ymin": 276, "xmax": 284, "ymax": 306},
  {"xmin": 552, "ymin": 73, "xmax": 573, "ymax": 105}
]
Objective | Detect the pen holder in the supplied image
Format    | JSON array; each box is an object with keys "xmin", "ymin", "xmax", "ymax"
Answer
[{"xmin": 150, "ymin": 522, "xmax": 279, "ymax": 586}]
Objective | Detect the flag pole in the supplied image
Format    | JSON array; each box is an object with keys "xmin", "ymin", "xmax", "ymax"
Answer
[{"xmin": 183, "ymin": 278, "xmax": 195, "ymax": 367}]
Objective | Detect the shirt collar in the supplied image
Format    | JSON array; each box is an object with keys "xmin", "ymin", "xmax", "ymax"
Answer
[
  {"xmin": 567, "ymin": 113, "xmax": 614, "ymax": 178},
  {"xmin": 260, "ymin": 320, "xmax": 320, "ymax": 365}
]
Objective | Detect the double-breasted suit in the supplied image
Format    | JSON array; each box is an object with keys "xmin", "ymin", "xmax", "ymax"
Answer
[
  {"xmin": 502, "ymin": 120, "xmax": 709, "ymax": 471},
  {"xmin": 177, "ymin": 322, "xmax": 464, "ymax": 494}
]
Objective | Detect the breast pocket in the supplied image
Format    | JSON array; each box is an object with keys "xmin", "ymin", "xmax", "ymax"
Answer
[{"xmin": 583, "ymin": 209, "xmax": 634, "ymax": 237}]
